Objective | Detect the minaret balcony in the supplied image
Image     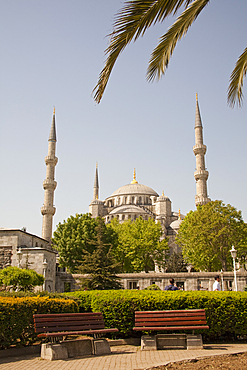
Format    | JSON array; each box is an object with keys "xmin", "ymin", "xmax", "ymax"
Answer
[
  {"xmin": 45, "ymin": 156, "xmax": 58, "ymax": 165},
  {"xmin": 193, "ymin": 144, "xmax": 207, "ymax": 156},
  {"xmin": 195, "ymin": 195, "xmax": 211, "ymax": 206},
  {"xmin": 194, "ymin": 170, "xmax": 209, "ymax": 181},
  {"xmin": 43, "ymin": 179, "xmax": 57, "ymax": 190},
  {"xmin": 41, "ymin": 205, "xmax": 56, "ymax": 216}
]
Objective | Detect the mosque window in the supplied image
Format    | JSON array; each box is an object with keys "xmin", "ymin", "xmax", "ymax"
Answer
[
  {"xmin": 139, "ymin": 196, "xmax": 142, "ymax": 204},
  {"xmin": 128, "ymin": 215, "xmax": 131, "ymax": 219},
  {"xmin": 122, "ymin": 215, "xmax": 125, "ymax": 220},
  {"xmin": 125, "ymin": 197, "xmax": 127, "ymax": 204},
  {"xmin": 134, "ymin": 214, "xmax": 137, "ymax": 220},
  {"xmin": 132, "ymin": 196, "xmax": 135, "ymax": 204},
  {"xmin": 118, "ymin": 197, "xmax": 121, "ymax": 205},
  {"xmin": 117, "ymin": 215, "xmax": 119, "ymax": 220}
]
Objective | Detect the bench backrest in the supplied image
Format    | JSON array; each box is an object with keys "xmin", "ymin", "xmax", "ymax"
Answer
[
  {"xmin": 33, "ymin": 312, "xmax": 105, "ymax": 334},
  {"xmin": 135, "ymin": 309, "xmax": 207, "ymax": 329}
]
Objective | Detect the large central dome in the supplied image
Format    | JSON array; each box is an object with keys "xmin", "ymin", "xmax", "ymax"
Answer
[{"xmin": 111, "ymin": 183, "xmax": 158, "ymax": 197}]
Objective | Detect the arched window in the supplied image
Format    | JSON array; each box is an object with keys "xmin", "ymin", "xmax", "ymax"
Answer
[
  {"xmin": 122, "ymin": 215, "xmax": 125, "ymax": 220},
  {"xmin": 139, "ymin": 196, "xmax": 142, "ymax": 204}
]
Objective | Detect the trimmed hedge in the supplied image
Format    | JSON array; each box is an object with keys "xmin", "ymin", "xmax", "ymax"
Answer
[
  {"xmin": 65, "ymin": 290, "xmax": 247, "ymax": 340},
  {"xmin": 0, "ymin": 297, "xmax": 78, "ymax": 349}
]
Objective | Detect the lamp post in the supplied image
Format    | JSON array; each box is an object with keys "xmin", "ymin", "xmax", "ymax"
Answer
[
  {"xmin": 230, "ymin": 246, "xmax": 238, "ymax": 291},
  {"xmin": 220, "ymin": 269, "xmax": 224, "ymax": 291},
  {"xmin": 43, "ymin": 259, "xmax": 48, "ymax": 291},
  {"xmin": 17, "ymin": 248, "xmax": 22, "ymax": 268}
]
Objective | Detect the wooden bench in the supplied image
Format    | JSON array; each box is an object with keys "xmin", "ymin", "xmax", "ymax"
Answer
[
  {"xmin": 133, "ymin": 309, "xmax": 209, "ymax": 350},
  {"xmin": 33, "ymin": 312, "xmax": 119, "ymax": 341},
  {"xmin": 133, "ymin": 309, "xmax": 209, "ymax": 332}
]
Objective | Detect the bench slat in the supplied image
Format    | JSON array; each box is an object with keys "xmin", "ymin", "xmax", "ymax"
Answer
[
  {"xmin": 37, "ymin": 328, "xmax": 119, "ymax": 338},
  {"xmin": 133, "ymin": 325, "xmax": 209, "ymax": 331},
  {"xmin": 135, "ymin": 316, "xmax": 206, "ymax": 322},
  {"xmin": 34, "ymin": 320, "xmax": 105, "ymax": 328},
  {"xmin": 135, "ymin": 320, "xmax": 207, "ymax": 327},
  {"xmin": 35, "ymin": 324, "xmax": 106, "ymax": 333}
]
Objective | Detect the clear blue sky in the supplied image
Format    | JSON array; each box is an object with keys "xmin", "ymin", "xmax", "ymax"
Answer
[{"xmin": 1, "ymin": 0, "xmax": 247, "ymax": 237}]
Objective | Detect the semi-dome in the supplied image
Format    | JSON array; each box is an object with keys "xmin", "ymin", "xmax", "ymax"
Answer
[
  {"xmin": 111, "ymin": 183, "xmax": 158, "ymax": 197},
  {"xmin": 109, "ymin": 204, "xmax": 148, "ymax": 215}
]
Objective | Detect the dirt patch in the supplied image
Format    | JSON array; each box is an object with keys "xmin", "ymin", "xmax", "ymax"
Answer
[{"xmin": 147, "ymin": 352, "xmax": 247, "ymax": 370}]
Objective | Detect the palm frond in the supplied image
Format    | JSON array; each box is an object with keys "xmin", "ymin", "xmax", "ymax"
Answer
[
  {"xmin": 147, "ymin": 0, "xmax": 210, "ymax": 81},
  {"xmin": 93, "ymin": 0, "xmax": 194, "ymax": 104},
  {"xmin": 228, "ymin": 47, "xmax": 247, "ymax": 107}
]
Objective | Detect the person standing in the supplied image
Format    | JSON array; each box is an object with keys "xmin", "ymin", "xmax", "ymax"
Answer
[
  {"xmin": 164, "ymin": 278, "xmax": 179, "ymax": 291},
  {"xmin": 213, "ymin": 275, "xmax": 221, "ymax": 291}
]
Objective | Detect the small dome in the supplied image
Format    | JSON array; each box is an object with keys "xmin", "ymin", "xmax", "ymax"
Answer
[
  {"xmin": 157, "ymin": 195, "xmax": 170, "ymax": 201},
  {"xmin": 170, "ymin": 219, "xmax": 183, "ymax": 230},
  {"xmin": 90, "ymin": 199, "xmax": 104, "ymax": 205},
  {"xmin": 110, "ymin": 183, "xmax": 158, "ymax": 197}
]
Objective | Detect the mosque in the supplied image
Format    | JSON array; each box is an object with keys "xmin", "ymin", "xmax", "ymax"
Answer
[
  {"xmin": 89, "ymin": 94, "xmax": 211, "ymax": 253},
  {"xmin": 0, "ymin": 96, "xmax": 212, "ymax": 291}
]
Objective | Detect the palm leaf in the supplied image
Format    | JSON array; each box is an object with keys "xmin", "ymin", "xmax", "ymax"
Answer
[
  {"xmin": 147, "ymin": 0, "xmax": 210, "ymax": 81},
  {"xmin": 228, "ymin": 47, "xmax": 247, "ymax": 107},
  {"xmin": 93, "ymin": 0, "xmax": 194, "ymax": 103}
]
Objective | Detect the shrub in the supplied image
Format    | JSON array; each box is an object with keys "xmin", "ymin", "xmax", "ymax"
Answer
[
  {"xmin": 0, "ymin": 266, "xmax": 44, "ymax": 291},
  {"xmin": 65, "ymin": 290, "xmax": 247, "ymax": 341},
  {"xmin": 0, "ymin": 296, "xmax": 78, "ymax": 349},
  {"xmin": 144, "ymin": 284, "xmax": 161, "ymax": 290}
]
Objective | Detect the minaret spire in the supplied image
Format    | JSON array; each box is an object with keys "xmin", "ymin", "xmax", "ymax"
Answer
[
  {"xmin": 41, "ymin": 109, "xmax": 58, "ymax": 244},
  {"xmin": 131, "ymin": 168, "xmax": 138, "ymax": 184},
  {"xmin": 93, "ymin": 163, "xmax": 99, "ymax": 200},
  {"xmin": 193, "ymin": 94, "xmax": 211, "ymax": 206}
]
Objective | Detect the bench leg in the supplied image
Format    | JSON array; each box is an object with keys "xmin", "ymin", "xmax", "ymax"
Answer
[
  {"xmin": 141, "ymin": 335, "xmax": 157, "ymax": 351},
  {"xmin": 187, "ymin": 334, "xmax": 203, "ymax": 350},
  {"xmin": 93, "ymin": 339, "xmax": 111, "ymax": 355},
  {"xmin": 41, "ymin": 343, "xmax": 68, "ymax": 361}
]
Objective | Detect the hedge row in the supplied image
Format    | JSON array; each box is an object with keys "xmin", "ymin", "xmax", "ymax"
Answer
[
  {"xmin": 65, "ymin": 290, "xmax": 247, "ymax": 341},
  {"xmin": 0, "ymin": 297, "xmax": 78, "ymax": 349}
]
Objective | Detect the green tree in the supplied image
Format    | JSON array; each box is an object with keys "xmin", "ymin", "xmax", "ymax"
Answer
[
  {"xmin": 166, "ymin": 252, "xmax": 188, "ymax": 273},
  {"xmin": 93, "ymin": 0, "xmax": 246, "ymax": 107},
  {"xmin": 109, "ymin": 217, "xmax": 169, "ymax": 273},
  {"xmin": 0, "ymin": 266, "xmax": 44, "ymax": 291},
  {"xmin": 176, "ymin": 200, "xmax": 247, "ymax": 272},
  {"xmin": 52, "ymin": 213, "xmax": 117, "ymax": 273},
  {"xmin": 77, "ymin": 218, "xmax": 122, "ymax": 290}
]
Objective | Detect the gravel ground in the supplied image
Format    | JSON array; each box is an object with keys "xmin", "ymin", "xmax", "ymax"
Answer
[{"xmin": 147, "ymin": 352, "xmax": 247, "ymax": 370}]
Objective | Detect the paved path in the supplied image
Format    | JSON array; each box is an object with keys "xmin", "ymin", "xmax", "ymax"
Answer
[{"xmin": 1, "ymin": 343, "xmax": 247, "ymax": 370}]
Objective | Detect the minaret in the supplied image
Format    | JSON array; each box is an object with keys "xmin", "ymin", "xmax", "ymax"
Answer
[
  {"xmin": 93, "ymin": 163, "xmax": 99, "ymax": 200},
  {"xmin": 41, "ymin": 108, "xmax": 58, "ymax": 243},
  {"xmin": 89, "ymin": 163, "xmax": 104, "ymax": 217},
  {"xmin": 193, "ymin": 94, "xmax": 211, "ymax": 206}
]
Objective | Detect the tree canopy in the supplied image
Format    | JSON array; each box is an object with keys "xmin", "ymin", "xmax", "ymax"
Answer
[
  {"xmin": 176, "ymin": 200, "xmax": 247, "ymax": 272},
  {"xmin": 108, "ymin": 217, "xmax": 168, "ymax": 273},
  {"xmin": 77, "ymin": 218, "xmax": 122, "ymax": 290},
  {"xmin": 0, "ymin": 266, "xmax": 44, "ymax": 291},
  {"xmin": 93, "ymin": 0, "xmax": 247, "ymax": 107},
  {"xmin": 52, "ymin": 213, "xmax": 117, "ymax": 273}
]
